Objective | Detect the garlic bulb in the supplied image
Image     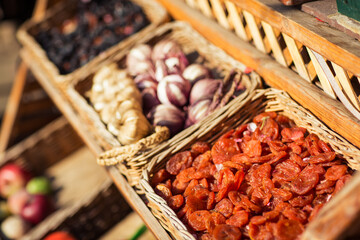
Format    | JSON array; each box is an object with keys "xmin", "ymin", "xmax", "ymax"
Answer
[
  {"xmin": 182, "ymin": 64, "xmax": 210, "ymax": 85},
  {"xmin": 186, "ymin": 99, "xmax": 212, "ymax": 127},
  {"xmin": 151, "ymin": 104, "xmax": 185, "ymax": 136},
  {"xmin": 157, "ymin": 74, "xmax": 191, "ymax": 107},
  {"xmin": 189, "ymin": 79, "xmax": 223, "ymax": 105},
  {"xmin": 134, "ymin": 73, "xmax": 158, "ymax": 91},
  {"xmin": 152, "ymin": 39, "xmax": 183, "ymax": 61},
  {"xmin": 126, "ymin": 44, "xmax": 154, "ymax": 76}
]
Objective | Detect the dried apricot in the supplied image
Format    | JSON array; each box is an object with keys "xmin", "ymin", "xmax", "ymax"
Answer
[
  {"xmin": 212, "ymin": 138, "xmax": 240, "ymax": 164},
  {"xmin": 212, "ymin": 224, "xmax": 241, "ymax": 240},
  {"xmin": 274, "ymin": 219, "xmax": 304, "ymax": 240},
  {"xmin": 215, "ymin": 198, "xmax": 234, "ymax": 218},
  {"xmin": 151, "ymin": 169, "xmax": 170, "ymax": 187},
  {"xmin": 325, "ymin": 165, "xmax": 347, "ymax": 181},
  {"xmin": 188, "ymin": 210, "xmax": 211, "ymax": 231},
  {"xmin": 168, "ymin": 195, "xmax": 184, "ymax": 210},
  {"xmin": 226, "ymin": 211, "xmax": 249, "ymax": 228},
  {"xmin": 166, "ymin": 151, "xmax": 193, "ymax": 175}
]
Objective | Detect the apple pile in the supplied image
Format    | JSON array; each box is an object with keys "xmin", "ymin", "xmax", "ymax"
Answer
[{"xmin": 0, "ymin": 163, "xmax": 54, "ymax": 239}]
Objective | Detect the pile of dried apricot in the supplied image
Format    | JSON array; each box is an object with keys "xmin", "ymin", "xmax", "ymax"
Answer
[{"xmin": 151, "ymin": 112, "xmax": 352, "ymax": 240}]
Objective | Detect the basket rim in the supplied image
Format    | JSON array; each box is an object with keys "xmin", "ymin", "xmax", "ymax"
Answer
[
  {"xmin": 16, "ymin": 0, "xmax": 169, "ymax": 85},
  {"xmin": 140, "ymin": 87, "xmax": 360, "ymax": 240}
]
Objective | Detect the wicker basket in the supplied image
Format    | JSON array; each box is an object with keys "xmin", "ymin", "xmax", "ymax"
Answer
[
  {"xmin": 16, "ymin": 0, "xmax": 168, "ymax": 86},
  {"xmin": 0, "ymin": 117, "xmax": 120, "ymax": 240},
  {"xmin": 65, "ymin": 21, "xmax": 261, "ymax": 187},
  {"xmin": 23, "ymin": 181, "xmax": 131, "ymax": 240},
  {"xmin": 140, "ymin": 88, "xmax": 360, "ymax": 240}
]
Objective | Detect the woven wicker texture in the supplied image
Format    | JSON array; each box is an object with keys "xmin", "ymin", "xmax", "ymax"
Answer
[
  {"xmin": 67, "ymin": 21, "xmax": 261, "ymax": 187},
  {"xmin": 16, "ymin": 0, "xmax": 168, "ymax": 86},
  {"xmin": 140, "ymin": 88, "xmax": 360, "ymax": 240}
]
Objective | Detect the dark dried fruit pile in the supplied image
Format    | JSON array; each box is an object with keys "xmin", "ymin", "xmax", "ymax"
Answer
[
  {"xmin": 36, "ymin": 0, "xmax": 149, "ymax": 74},
  {"xmin": 151, "ymin": 112, "xmax": 353, "ymax": 240}
]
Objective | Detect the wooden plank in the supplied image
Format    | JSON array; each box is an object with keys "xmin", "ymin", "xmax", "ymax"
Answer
[
  {"xmin": 155, "ymin": 0, "xmax": 360, "ymax": 150},
  {"xmin": 0, "ymin": 63, "xmax": 28, "ymax": 152},
  {"xmin": 243, "ymin": 10, "xmax": 266, "ymax": 53},
  {"xmin": 20, "ymin": 49, "xmax": 172, "ymax": 240},
  {"xmin": 283, "ymin": 33, "xmax": 311, "ymax": 82},
  {"xmin": 332, "ymin": 62, "xmax": 360, "ymax": 111},
  {"xmin": 231, "ymin": 0, "xmax": 360, "ymax": 77},
  {"xmin": 224, "ymin": 1, "xmax": 248, "ymax": 41},
  {"xmin": 307, "ymin": 47, "xmax": 336, "ymax": 98},
  {"xmin": 261, "ymin": 21, "xmax": 287, "ymax": 66}
]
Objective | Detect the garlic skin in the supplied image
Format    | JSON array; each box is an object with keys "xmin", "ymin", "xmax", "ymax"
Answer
[
  {"xmin": 151, "ymin": 39, "xmax": 183, "ymax": 61},
  {"xmin": 157, "ymin": 74, "xmax": 191, "ymax": 107},
  {"xmin": 189, "ymin": 79, "xmax": 223, "ymax": 105},
  {"xmin": 126, "ymin": 44, "xmax": 154, "ymax": 76},
  {"xmin": 134, "ymin": 73, "xmax": 158, "ymax": 91},
  {"xmin": 154, "ymin": 60, "xmax": 168, "ymax": 82},
  {"xmin": 141, "ymin": 87, "xmax": 160, "ymax": 115},
  {"xmin": 151, "ymin": 104, "xmax": 185, "ymax": 136},
  {"xmin": 182, "ymin": 63, "xmax": 210, "ymax": 85},
  {"xmin": 186, "ymin": 99, "xmax": 212, "ymax": 127}
]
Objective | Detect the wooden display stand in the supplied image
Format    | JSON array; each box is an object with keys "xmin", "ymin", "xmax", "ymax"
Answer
[
  {"xmin": 0, "ymin": 1, "xmax": 171, "ymax": 239},
  {"xmin": 2, "ymin": 0, "xmax": 360, "ymax": 239}
]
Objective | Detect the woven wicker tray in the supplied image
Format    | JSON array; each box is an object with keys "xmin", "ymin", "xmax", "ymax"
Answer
[
  {"xmin": 65, "ymin": 21, "xmax": 261, "ymax": 187},
  {"xmin": 16, "ymin": 0, "xmax": 168, "ymax": 86},
  {"xmin": 140, "ymin": 88, "xmax": 360, "ymax": 240},
  {"xmin": 0, "ymin": 117, "xmax": 116, "ymax": 240}
]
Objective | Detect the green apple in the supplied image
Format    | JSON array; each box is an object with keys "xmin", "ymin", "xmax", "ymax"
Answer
[{"xmin": 26, "ymin": 177, "xmax": 52, "ymax": 195}]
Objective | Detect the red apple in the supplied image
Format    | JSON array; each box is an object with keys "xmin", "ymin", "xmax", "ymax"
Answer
[
  {"xmin": 8, "ymin": 189, "xmax": 31, "ymax": 214},
  {"xmin": 20, "ymin": 194, "xmax": 54, "ymax": 225},
  {"xmin": 0, "ymin": 163, "xmax": 31, "ymax": 198},
  {"xmin": 1, "ymin": 215, "xmax": 30, "ymax": 239}
]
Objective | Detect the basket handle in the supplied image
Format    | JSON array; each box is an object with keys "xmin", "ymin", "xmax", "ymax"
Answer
[{"xmin": 97, "ymin": 126, "xmax": 170, "ymax": 166}]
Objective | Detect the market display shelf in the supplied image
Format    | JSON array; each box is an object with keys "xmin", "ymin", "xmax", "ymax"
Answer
[
  {"xmin": 19, "ymin": 48, "xmax": 172, "ymax": 240},
  {"xmin": 156, "ymin": 0, "xmax": 360, "ymax": 149}
]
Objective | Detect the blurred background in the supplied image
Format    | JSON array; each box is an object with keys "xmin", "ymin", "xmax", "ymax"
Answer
[{"xmin": 0, "ymin": 0, "xmax": 37, "ymax": 123}]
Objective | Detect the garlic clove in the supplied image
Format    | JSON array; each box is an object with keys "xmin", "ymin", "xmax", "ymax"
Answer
[
  {"xmin": 189, "ymin": 79, "xmax": 223, "ymax": 105},
  {"xmin": 157, "ymin": 74, "xmax": 191, "ymax": 107},
  {"xmin": 182, "ymin": 63, "xmax": 210, "ymax": 85}
]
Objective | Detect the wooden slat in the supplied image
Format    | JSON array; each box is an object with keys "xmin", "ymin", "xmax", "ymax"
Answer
[
  {"xmin": 283, "ymin": 33, "xmax": 311, "ymax": 82},
  {"xmin": 332, "ymin": 62, "xmax": 360, "ymax": 111},
  {"xmin": 232, "ymin": 0, "xmax": 360, "ymax": 77},
  {"xmin": 197, "ymin": 0, "xmax": 213, "ymax": 18},
  {"xmin": 185, "ymin": 0, "xmax": 197, "ymax": 9},
  {"xmin": 243, "ymin": 10, "xmax": 266, "ymax": 53},
  {"xmin": 261, "ymin": 21, "xmax": 287, "ymax": 66},
  {"xmin": 307, "ymin": 47, "xmax": 336, "ymax": 98},
  {"xmin": 0, "ymin": 63, "xmax": 28, "ymax": 153},
  {"xmin": 210, "ymin": 0, "xmax": 231, "ymax": 29},
  {"xmin": 224, "ymin": 1, "xmax": 248, "ymax": 41},
  {"xmin": 155, "ymin": 0, "xmax": 360, "ymax": 149},
  {"xmin": 306, "ymin": 60, "xmax": 318, "ymax": 81}
]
